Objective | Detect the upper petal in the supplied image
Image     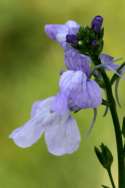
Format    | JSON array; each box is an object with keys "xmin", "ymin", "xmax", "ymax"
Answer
[
  {"xmin": 64, "ymin": 47, "xmax": 91, "ymax": 76},
  {"xmin": 68, "ymin": 76, "xmax": 102, "ymax": 109},
  {"xmin": 59, "ymin": 70, "xmax": 83, "ymax": 96},
  {"xmin": 65, "ymin": 20, "xmax": 80, "ymax": 34},
  {"xmin": 45, "ymin": 116, "xmax": 80, "ymax": 156},
  {"xmin": 44, "ymin": 20, "xmax": 80, "ymax": 47},
  {"xmin": 59, "ymin": 70, "xmax": 102, "ymax": 110},
  {"xmin": 45, "ymin": 24, "xmax": 68, "ymax": 46}
]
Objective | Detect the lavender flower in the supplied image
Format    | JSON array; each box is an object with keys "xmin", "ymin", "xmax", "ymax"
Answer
[
  {"xmin": 45, "ymin": 20, "xmax": 92, "ymax": 73},
  {"xmin": 9, "ymin": 97, "xmax": 80, "ymax": 156},
  {"xmin": 9, "ymin": 18, "xmax": 124, "ymax": 157},
  {"xmin": 45, "ymin": 21, "xmax": 121, "ymax": 75}
]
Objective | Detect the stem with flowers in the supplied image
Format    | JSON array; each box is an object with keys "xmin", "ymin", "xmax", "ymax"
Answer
[
  {"xmin": 92, "ymin": 55, "xmax": 125, "ymax": 188},
  {"xmin": 9, "ymin": 15, "xmax": 125, "ymax": 188}
]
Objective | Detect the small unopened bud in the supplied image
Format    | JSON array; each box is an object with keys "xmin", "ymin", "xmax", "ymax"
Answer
[
  {"xmin": 66, "ymin": 34, "xmax": 78, "ymax": 45},
  {"xmin": 95, "ymin": 143, "xmax": 113, "ymax": 170},
  {"xmin": 91, "ymin": 15, "xmax": 103, "ymax": 33},
  {"xmin": 91, "ymin": 40, "xmax": 98, "ymax": 47}
]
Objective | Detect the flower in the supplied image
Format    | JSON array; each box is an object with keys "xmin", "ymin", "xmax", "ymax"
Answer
[
  {"xmin": 45, "ymin": 20, "xmax": 92, "ymax": 73},
  {"xmin": 55, "ymin": 70, "xmax": 102, "ymax": 112},
  {"xmin": 9, "ymin": 97, "xmax": 80, "ymax": 156},
  {"xmin": 45, "ymin": 21, "xmax": 121, "ymax": 76}
]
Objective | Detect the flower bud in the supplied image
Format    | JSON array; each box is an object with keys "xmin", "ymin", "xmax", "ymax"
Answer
[
  {"xmin": 91, "ymin": 16, "xmax": 103, "ymax": 33},
  {"xmin": 95, "ymin": 143, "xmax": 113, "ymax": 170},
  {"xmin": 66, "ymin": 34, "xmax": 78, "ymax": 45}
]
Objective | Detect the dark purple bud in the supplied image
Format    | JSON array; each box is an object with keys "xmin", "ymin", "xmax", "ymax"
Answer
[
  {"xmin": 91, "ymin": 40, "xmax": 98, "ymax": 47},
  {"xmin": 91, "ymin": 16, "xmax": 103, "ymax": 33},
  {"xmin": 66, "ymin": 34, "xmax": 78, "ymax": 45}
]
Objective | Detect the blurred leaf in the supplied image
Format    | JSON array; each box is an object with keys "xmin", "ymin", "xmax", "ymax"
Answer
[
  {"xmin": 102, "ymin": 185, "xmax": 110, "ymax": 188},
  {"xmin": 122, "ymin": 117, "xmax": 125, "ymax": 138}
]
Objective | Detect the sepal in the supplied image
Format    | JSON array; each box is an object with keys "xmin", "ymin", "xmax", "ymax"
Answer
[{"xmin": 94, "ymin": 143, "xmax": 113, "ymax": 170}]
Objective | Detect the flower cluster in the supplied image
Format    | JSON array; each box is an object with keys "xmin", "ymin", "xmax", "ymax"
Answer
[{"xmin": 9, "ymin": 16, "xmax": 122, "ymax": 156}]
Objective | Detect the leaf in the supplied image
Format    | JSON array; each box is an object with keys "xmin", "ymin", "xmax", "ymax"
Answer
[{"xmin": 122, "ymin": 117, "xmax": 125, "ymax": 138}]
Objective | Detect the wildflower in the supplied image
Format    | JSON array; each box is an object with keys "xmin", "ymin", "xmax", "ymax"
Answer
[
  {"xmin": 9, "ymin": 97, "xmax": 80, "ymax": 156},
  {"xmin": 45, "ymin": 20, "xmax": 121, "ymax": 75},
  {"xmin": 45, "ymin": 20, "xmax": 92, "ymax": 73}
]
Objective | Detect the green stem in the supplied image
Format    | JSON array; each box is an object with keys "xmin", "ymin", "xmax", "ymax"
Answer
[
  {"xmin": 107, "ymin": 168, "xmax": 116, "ymax": 188},
  {"xmin": 92, "ymin": 56, "xmax": 124, "ymax": 188}
]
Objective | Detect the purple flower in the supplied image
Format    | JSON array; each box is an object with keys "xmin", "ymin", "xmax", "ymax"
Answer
[
  {"xmin": 56, "ymin": 70, "xmax": 102, "ymax": 111},
  {"xmin": 9, "ymin": 97, "xmax": 80, "ymax": 156},
  {"xmin": 45, "ymin": 20, "xmax": 92, "ymax": 73}
]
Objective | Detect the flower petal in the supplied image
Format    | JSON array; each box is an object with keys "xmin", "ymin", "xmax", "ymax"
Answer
[
  {"xmin": 45, "ymin": 24, "xmax": 68, "ymax": 46},
  {"xmin": 45, "ymin": 116, "xmax": 80, "ymax": 156},
  {"xmin": 64, "ymin": 47, "xmax": 91, "ymax": 76},
  {"xmin": 31, "ymin": 97, "xmax": 54, "ymax": 118},
  {"xmin": 59, "ymin": 70, "xmax": 83, "ymax": 96},
  {"xmin": 9, "ymin": 117, "xmax": 45, "ymax": 148},
  {"xmin": 69, "ymin": 76, "xmax": 102, "ymax": 109},
  {"xmin": 9, "ymin": 97, "xmax": 58, "ymax": 148},
  {"xmin": 44, "ymin": 20, "xmax": 80, "ymax": 47},
  {"xmin": 59, "ymin": 70, "xmax": 102, "ymax": 110},
  {"xmin": 65, "ymin": 20, "xmax": 80, "ymax": 34},
  {"xmin": 100, "ymin": 53, "xmax": 119, "ymax": 70},
  {"xmin": 51, "ymin": 93, "xmax": 68, "ymax": 115}
]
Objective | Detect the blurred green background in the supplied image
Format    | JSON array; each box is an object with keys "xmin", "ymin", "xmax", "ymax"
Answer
[{"xmin": 1, "ymin": 0, "xmax": 125, "ymax": 187}]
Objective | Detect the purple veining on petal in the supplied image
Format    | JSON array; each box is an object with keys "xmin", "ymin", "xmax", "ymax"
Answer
[
  {"xmin": 64, "ymin": 47, "xmax": 91, "ymax": 76},
  {"xmin": 59, "ymin": 70, "xmax": 102, "ymax": 111}
]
